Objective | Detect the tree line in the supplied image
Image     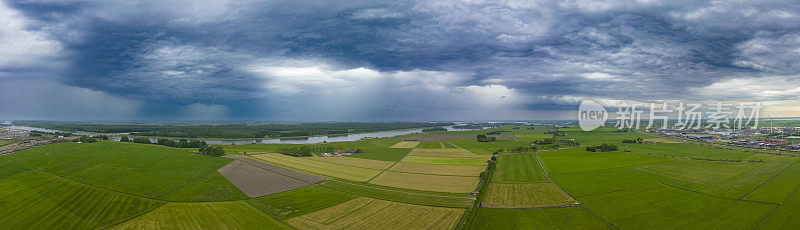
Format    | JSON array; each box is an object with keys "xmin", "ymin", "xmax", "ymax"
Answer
[{"xmin": 15, "ymin": 121, "xmax": 454, "ymax": 139}]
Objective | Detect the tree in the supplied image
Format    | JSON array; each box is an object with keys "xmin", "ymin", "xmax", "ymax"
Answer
[
  {"xmin": 477, "ymin": 134, "xmax": 496, "ymax": 142},
  {"xmin": 133, "ymin": 137, "xmax": 152, "ymax": 144},
  {"xmin": 120, "ymin": 136, "xmax": 130, "ymax": 142},
  {"xmin": 158, "ymin": 139, "xmax": 178, "ymax": 147},
  {"xmin": 586, "ymin": 143, "xmax": 618, "ymax": 152},
  {"xmin": 75, "ymin": 136, "xmax": 97, "ymax": 143},
  {"xmin": 198, "ymin": 146, "xmax": 225, "ymax": 157},
  {"xmin": 177, "ymin": 139, "xmax": 191, "ymax": 148},
  {"xmin": 189, "ymin": 140, "xmax": 206, "ymax": 148}
]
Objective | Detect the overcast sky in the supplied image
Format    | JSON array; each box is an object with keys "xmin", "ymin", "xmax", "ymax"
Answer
[{"xmin": 1, "ymin": 0, "xmax": 799, "ymax": 121}]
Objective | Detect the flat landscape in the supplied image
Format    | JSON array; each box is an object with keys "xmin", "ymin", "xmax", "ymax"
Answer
[
  {"xmin": 2, "ymin": 124, "xmax": 800, "ymax": 229},
  {"xmin": 8, "ymin": 1, "xmax": 797, "ymax": 228}
]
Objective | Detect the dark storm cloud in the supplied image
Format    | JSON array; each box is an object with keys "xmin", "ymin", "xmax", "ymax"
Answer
[{"xmin": 3, "ymin": 0, "xmax": 800, "ymax": 120}]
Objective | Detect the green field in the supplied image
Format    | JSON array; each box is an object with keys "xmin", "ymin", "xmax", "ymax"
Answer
[
  {"xmin": 0, "ymin": 171, "xmax": 164, "ymax": 229},
  {"xmin": 470, "ymin": 207, "xmax": 611, "ymax": 229},
  {"xmin": 482, "ymin": 183, "xmax": 576, "ymax": 208},
  {"xmin": 2, "ymin": 141, "xmax": 233, "ymax": 198},
  {"xmin": 579, "ymin": 184, "xmax": 776, "ymax": 229},
  {"xmin": 158, "ymin": 171, "xmax": 250, "ymax": 202},
  {"xmin": 492, "ymin": 153, "xmax": 546, "ymax": 183},
  {"xmin": 247, "ymin": 183, "xmax": 357, "ymax": 219}
]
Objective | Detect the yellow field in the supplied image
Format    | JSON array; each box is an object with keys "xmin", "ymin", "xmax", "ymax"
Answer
[
  {"xmin": 369, "ymin": 171, "xmax": 479, "ymax": 193},
  {"xmin": 389, "ymin": 141, "xmax": 420, "ymax": 148},
  {"xmin": 308, "ymin": 156, "xmax": 394, "ymax": 170},
  {"xmin": 482, "ymin": 183, "xmax": 577, "ymax": 208},
  {"xmin": 407, "ymin": 148, "xmax": 489, "ymax": 158},
  {"xmin": 286, "ymin": 197, "xmax": 464, "ymax": 230},
  {"xmin": 388, "ymin": 162, "xmax": 485, "ymax": 176},
  {"xmin": 252, "ymin": 154, "xmax": 381, "ymax": 182}
]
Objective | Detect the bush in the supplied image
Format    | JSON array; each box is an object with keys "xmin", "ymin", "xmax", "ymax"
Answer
[
  {"xmin": 586, "ymin": 143, "xmax": 618, "ymax": 152},
  {"xmin": 477, "ymin": 134, "xmax": 496, "ymax": 142}
]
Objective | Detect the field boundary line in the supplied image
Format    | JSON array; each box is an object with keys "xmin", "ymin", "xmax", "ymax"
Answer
[
  {"xmin": 245, "ymin": 155, "xmax": 349, "ymax": 182},
  {"xmin": 153, "ymin": 167, "xmax": 223, "ymax": 201},
  {"xmin": 243, "ymin": 201, "xmax": 299, "ymax": 230},
  {"xmin": 635, "ymin": 165, "xmax": 709, "ymax": 185},
  {"xmin": 738, "ymin": 163, "xmax": 794, "ymax": 200},
  {"xmin": 0, "ymin": 163, "xmax": 36, "ymax": 181},
  {"xmin": 38, "ymin": 170, "xmax": 167, "ymax": 201},
  {"xmin": 754, "ymin": 203, "xmax": 781, "ymax": 230},
  {"xmin": 660, "ymin": 183, "xmax": 780, "ymax": 205},
  {"xmin": 104, "ymin": 202, "xmax": 169, "ymax": 229},
  {"xmin": 534, "ymin": 155, "xmax": 619, "ymax": 229},
  {"xmin": 327, "ymin": 178, "xmax": 476, "ymax": 200},
  {"xmin": 0, "ymin": 171, "xmax": 61, "ymax": 201},
  {"xmin": 366, "ymin": 160, "xmax": 401, "ymax": 183},
  {"xmin": 574, "ymin": 183, "xmax": 662, "ymax": 198}
]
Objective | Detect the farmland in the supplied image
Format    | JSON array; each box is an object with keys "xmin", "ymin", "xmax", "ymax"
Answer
[
  {"xmin": 482, "ymin": 183, "xmax": 576, "ymax": 208},
  {"xmin": 389, "ymin": 141, "xmax": 419, "ymax": 148},
  {"xmin": 388, "ymin": 162, "xmax": 486, "ymax": 176},
  {"xmin": 401, "ymin": 155, "xmax": 489, "ymax": 166},
  {"xmin": 370, "ymin": 171, "xmax": 480, "ymax": 193},
  {"xmin": 247, "ymin": 184, "xmax": 358, "ymax": 219},
  {"xmin": 307, "ymin": 156, "xmax": 395, "ymax": 170},
  {"xmin": 470, "ymin": 207, "xmax": 611, "ymax": 229},
  {"xmin": 286, "ymin": 197, "xmax": 465, "ymax": 230},
  {"xmin": 251, "ymin": 153, "xmax": 382, "ymax": 181},
  {"xmin": 3, "ymin": 123, "xmax": 800, "ymax": 229},
  {"xmin": 492, "ymin": 153, "xmax": 546, "ymax": 183},
  {"xmin": 112, "ymin": 201, "xmax": 291, "ymax": 229},
  {"xmin": 407, "ymin": 148, "xmax": 488, "ymax": 158}
]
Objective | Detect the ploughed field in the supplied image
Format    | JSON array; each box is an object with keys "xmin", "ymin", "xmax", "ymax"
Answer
[{"xmin": 3, "ymin": 126, "xmax": 800, "ymax": 229}]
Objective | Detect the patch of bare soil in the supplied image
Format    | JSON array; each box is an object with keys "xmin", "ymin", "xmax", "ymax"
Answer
[
  {"xmin": 217, "ymin": 160, "xmax": 309, "ymax": 198},
  {"xmin": 224, "ymin": 155, "xmax": 327, "ymax": 184}
]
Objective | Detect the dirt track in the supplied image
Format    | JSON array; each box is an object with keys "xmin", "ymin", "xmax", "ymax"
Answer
[{"xmin": 217, "ymin": 160, "xmax": 309, "ymax": 197}]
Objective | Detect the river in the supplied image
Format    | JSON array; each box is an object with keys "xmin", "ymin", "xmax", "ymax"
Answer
[{"xmin": 2, "ymin": 124, "xmax": 487, "ymax": 145}]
